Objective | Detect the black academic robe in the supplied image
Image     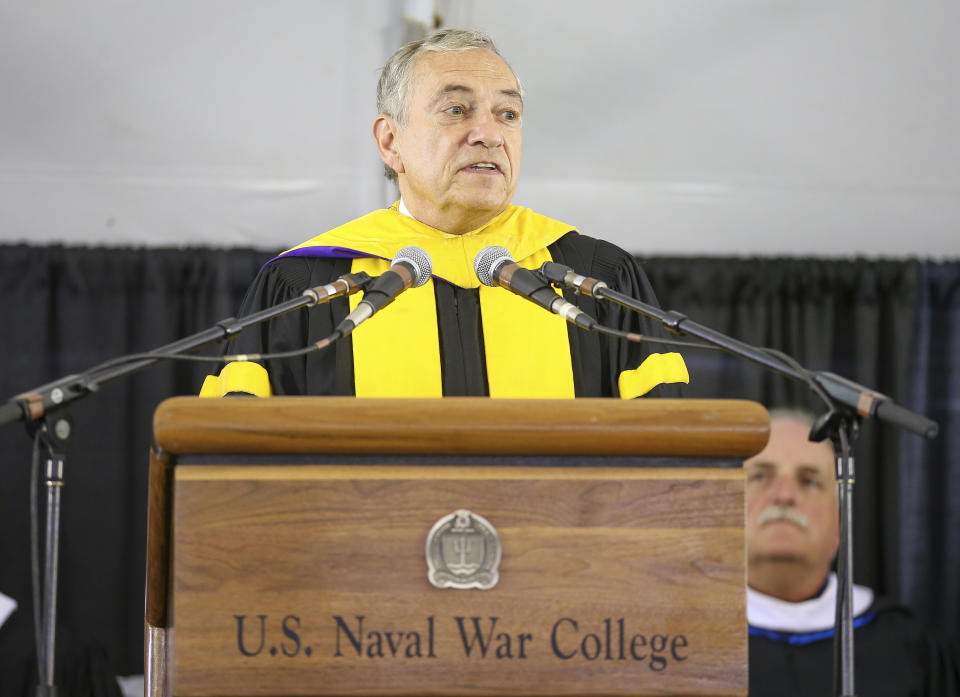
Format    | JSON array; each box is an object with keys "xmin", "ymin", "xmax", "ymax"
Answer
[
  {"xmin": 748, "ymin": 599, "xmax": 960, "ymax": 697},
  {"xmin": 228, "ymin": 231, "xmax": 683, "ymax": 398}
]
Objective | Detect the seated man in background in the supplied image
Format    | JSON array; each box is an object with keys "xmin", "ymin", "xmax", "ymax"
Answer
[
  {"xmin": 204, "ymin": 28, "xmax": 687, "ymax": 400},
  {"xmin": 745, "ymin": 408, "xmax": 960, "ymax": 696}
]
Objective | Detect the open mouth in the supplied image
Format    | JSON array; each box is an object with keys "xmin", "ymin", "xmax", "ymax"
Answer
[{"xmin": 462, "ymin": 162, "xmax": 501, "ymax": 174}]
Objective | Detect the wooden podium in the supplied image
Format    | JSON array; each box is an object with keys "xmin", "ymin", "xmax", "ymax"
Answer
[{"xmin": 145, "ymin": 397, "xmax": 768, "ymax": 697}]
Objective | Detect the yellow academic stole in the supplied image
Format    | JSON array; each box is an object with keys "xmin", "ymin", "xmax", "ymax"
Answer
[{"xmin": 290, "ymin": 205, "xmax": 577, "ymax": 398}]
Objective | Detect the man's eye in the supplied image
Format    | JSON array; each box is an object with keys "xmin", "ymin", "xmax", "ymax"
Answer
[
  {"xmin": 503, "ymin": 110, "xmax": 519, "ymax": 121},
  {"xmin": 445, "ymin": 106, "xmax": 464, "ymax": 115}
]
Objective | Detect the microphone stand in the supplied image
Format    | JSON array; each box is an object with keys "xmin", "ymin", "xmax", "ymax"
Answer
[
  {"xmin": 543, "ymin": 268, "xmax": 938, "ymax": 697},
  {"xmin": 0, "ymin": 272, "xmax": 371, "ymax": 697}
]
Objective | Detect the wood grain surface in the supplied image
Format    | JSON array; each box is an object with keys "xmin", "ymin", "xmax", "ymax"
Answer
[
  {"xmin": 145, "ymin": 445, "xmax": 172, "ymax": 627},
  {"xmin": 170, "ymin": 465, "xmax": 747, "ymax": 696},
  {"xmin": 153, "ymin": 397, "xmax": 769, "ymax": 457}
]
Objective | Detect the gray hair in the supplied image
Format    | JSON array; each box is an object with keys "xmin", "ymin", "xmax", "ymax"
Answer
[
  {"xmin": 769, "ymin": 407, "xmax": 836, "ymax": 455},
  {"xmin": 376, "ymin": 28, "xmax": 523, "ymax": 182},
  {"xmin": 769, "ymin": 407, "xmax": 818, "ymax": 428}
]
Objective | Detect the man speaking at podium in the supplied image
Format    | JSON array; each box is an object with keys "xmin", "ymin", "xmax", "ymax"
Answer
[{"xmin": 202, "ymin": 28, "xmax": 688, "ymax": 400}]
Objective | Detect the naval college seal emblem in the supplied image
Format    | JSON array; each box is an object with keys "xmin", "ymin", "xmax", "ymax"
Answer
[{"xmin": 425, "ymin": 509, "xmax": 501, "ymax": 590}]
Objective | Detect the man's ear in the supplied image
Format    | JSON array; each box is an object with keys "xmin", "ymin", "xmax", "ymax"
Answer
[{"xmin": 373, "ymin": 115, "xmax": 404, "ymax": 175}]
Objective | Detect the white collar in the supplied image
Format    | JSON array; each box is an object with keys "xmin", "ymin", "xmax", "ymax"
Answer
[
  {"xmin": 398, "ymin": 196, "xmax": 413, "ymax": 219},
  {"xmin": 747, "ymin": 572, "xmax": 875, "ymax": 633}
]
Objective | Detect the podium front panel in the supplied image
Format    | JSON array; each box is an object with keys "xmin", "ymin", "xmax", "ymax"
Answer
[{"xmin": 168, "ymin": 463, "xmax": 746, "ymax": 696}]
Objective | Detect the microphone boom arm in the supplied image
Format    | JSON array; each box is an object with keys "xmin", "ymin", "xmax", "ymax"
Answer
[
  {"xmin": 0, "ymin": 271, "xmax": 372, "ymax": 426},
  {"xmin": 541, "ymin": 264, "xmax": 937, "ymax": 439}
]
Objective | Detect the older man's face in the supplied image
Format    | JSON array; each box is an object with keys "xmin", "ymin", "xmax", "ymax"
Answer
[
  {"xmin": 744, "ymin": 417, "xmax": 840, "ymax": 573},
  {"xmin": 384, "ymin": 48, "xmax": 523, "ymax": 234}
]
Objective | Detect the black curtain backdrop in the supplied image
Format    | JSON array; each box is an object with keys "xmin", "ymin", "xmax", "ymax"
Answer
[
  {"xmin": 0, "ymin": 244, "xmax": 957, "ymax": 677},
  {"xmin": 0, "ymin": 245, "xmax": 267, "ymax": 677},
  {"xmin": 899, "ymin": 262, "xmax": 960, "ymax": 639}
]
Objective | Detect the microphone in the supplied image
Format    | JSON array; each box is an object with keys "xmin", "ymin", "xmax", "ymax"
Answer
[
  {"xmin": 473, "ymin": 246, "xmax": 597, "ymax": 330},
  {"xmin": 538, "ymin": 261, "xmax": 609, "ymax": 298},
  {"xmin": 334, "ymin": 246, "xmax": 433, "ymax": 337}
]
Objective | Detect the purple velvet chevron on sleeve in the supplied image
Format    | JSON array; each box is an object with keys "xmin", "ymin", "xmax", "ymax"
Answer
[{"xmin": 262, "ymin": 245, "xmax": 387, "ymax": 270}]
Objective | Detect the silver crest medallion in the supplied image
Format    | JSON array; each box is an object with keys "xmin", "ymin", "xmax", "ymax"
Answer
[{"xmin": 426, "ymin": 509, "xmax": 501, "ymax": 590}]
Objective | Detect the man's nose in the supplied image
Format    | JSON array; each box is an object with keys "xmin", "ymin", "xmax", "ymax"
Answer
[
  {"xmin": 466, "ymin": 111, "xmax": 504, "ymax": 148},
  {"xmin": 771, "ymin": 475, "xmax": 798, "ymax": 504}
]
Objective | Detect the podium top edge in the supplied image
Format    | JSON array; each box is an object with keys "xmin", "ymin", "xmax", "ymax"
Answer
[{"xmin": 152, "ymin": 397, "xmax": 769, "ymax": 459}]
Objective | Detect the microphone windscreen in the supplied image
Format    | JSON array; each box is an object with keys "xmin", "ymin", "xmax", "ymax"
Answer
[
  {"xmin": 473, "ymin": 246, "xmax": 514, "ymax": 287},
  {"xmin": 393, "ymin": 246, "xmax": 433, "ymax": 287}
]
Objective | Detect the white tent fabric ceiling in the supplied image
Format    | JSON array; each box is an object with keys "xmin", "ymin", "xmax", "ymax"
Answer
[{"xmin": 1, "ymin": 1, "xmax": 957, "ymax": 256}]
